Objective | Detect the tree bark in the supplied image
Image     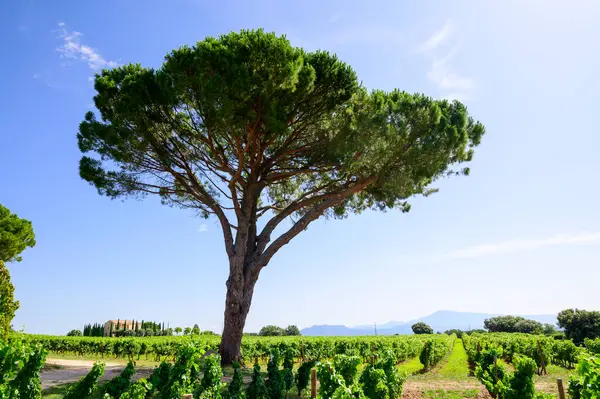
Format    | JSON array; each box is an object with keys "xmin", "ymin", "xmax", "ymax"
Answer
[{"xmin": 219, "ymin": 253, "xmax": 260, "ymax": 365}]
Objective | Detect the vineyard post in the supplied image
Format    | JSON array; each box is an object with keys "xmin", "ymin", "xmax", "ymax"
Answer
[
  {"xmin": 557, "ymin": 378, "xmax": 566, "ymax": 399},
  {"xmin": 310, "ymin": 368, "xmax": 317, "ymax": 399},
  {"xmin": 370, "ymin": 355, "xmax": 375, "ymax": 366},
  {"xmin": 537, "ymin": 341, "xmax": 547, "ymax": 375},
  {"xmin": 183, "ymin": 394, "xmax": 193, "ymax": 399},
  {"xmin": 300, "ymin": 341, "xmax": 305, "ymax": 361}
]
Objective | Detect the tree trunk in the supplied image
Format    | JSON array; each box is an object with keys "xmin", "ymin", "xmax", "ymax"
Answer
[{"xmin": 219, "ymin": 254, "xmax": 260, "ymax": 365}]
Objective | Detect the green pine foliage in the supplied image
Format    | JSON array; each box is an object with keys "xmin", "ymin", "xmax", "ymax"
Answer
[
  {"xmin": 77, "ymin": 29, "xmax": 485, "ymax": 361},
  {"xmin": 0, "ymin": 204, "xmax": 35, "ymax": 340},
  {"xmin": 83, "ymin": 322, "xmax": 104, "ymax": 337}
]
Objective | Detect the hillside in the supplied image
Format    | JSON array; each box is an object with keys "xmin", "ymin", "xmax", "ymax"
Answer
[{"xmin": 300, "ymin": 310, "xmax": 558, "ymax": 336}]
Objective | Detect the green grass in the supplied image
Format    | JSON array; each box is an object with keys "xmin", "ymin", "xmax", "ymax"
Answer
[
  {"xmin": 423, "ymin": 389, "xmax": 478, "ymax": 398},
  {"xmin": 42, "ymin": 383, "xmax": 76, "ymax": 399},
  {"xmin": 42, "ymin": 381, "xmax": 110, "ymax": 399},
  {"xmin": 436, "ymin": 339, "xmax": 470, "ymax": 379},
  {"xmin": 397, "ymin": 356, "xmax": 424, "ymax": 375}
]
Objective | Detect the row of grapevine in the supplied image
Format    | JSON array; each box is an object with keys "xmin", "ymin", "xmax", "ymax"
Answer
[
  {"xmin": 13, "ymin": 333, "xmax": 454, "ymax": 364},
  {"xmin": 464, "ymin": 335, "xmax": 600, "ymax": 398},
  {"xmin": 15, "ymin": 343, "xmax": 407, "ymax": 399},
  {"xmin": 585, "ymin": 337, "xmax": 600, "ymax": 355},
  {"xmin": 419, "ymin": 334, "xmax": 455, "ymax": 370},
  {"xmin": 470, "ymin": 346, "xmax": 554, "ymax": 399},
  {"xmin": 463, "ymin": 333, "xmax": 581, "ymax": 373},
  {"xmin": 0, "ymin": 340, "xmax": 46, "ymax": 398}
]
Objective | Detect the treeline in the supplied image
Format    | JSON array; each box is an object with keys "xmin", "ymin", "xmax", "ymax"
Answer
[
  {"xmin": 68, "ymin": 322, "xmax": 218, "ymax": 338},
  {"xmin": 108, "ymin": 320, "xmax": 172, "ymax": 337},
  {"xmin": 483, "ymin": 315, "xmax": 557, "ymax": 335},
  {"xmin": 442, "ymin": 309, "xmax": 600, "ymax": 347},
  {"xmin": 257, "ymin": 325, "xmax": 301, "ymax": 336},
  {"xmin": 83, "ymin": 323, "xmax": 104, "ymax": 337}
]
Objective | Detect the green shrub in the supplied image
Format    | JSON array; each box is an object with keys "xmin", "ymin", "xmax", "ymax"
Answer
[
  {"xmin": 227, "ymin": 362, "xmax": 244, "ymax": 399},
  {"xmin": 333, "ymin": 355, "xmax": 361, "ymax": 386},
  {"xmin": 317, "ymin": 361, "xmax": 346, "ymax": 399},
  {"xmin": 266, "ymin": 349, "xmax": 284, "ymax": 399},
  {"xmin": 295, "ymin": 360, "xmax": 315, "ymax": 396},
  {"xmin": 282, "ymin": 348, "xmax": 295, "ymax": 393},
  {"xmin": 568, "ymin": 356, "xmax": 600, "ymax": 399},
  {"xmin": 120, "ymin": 379, "xmax": 152, "ymax": 399},
  {"xmin": 358, "ymin": 365, "xmax": 388, "ymax": 399},
  {"xmin": 376, "ymin": 351, "xmax": 404, "ymax": 399},
  {"xmin": 149, "ymin": 362, "xmax": 172, "ymax": 396},
  {"xmin": 247, "ymin": 364, "xmax": 267, "ymax": 399},
  {"xmin": 8, "ymin": 344, "xmax": 46, "ymax": 399},
  {"xmin": 104, "ymin": 361, "xmax": 136, "ymax": 398},
  {"xmin": 198, "ymin": 354, "xmax": 223, "ymax": 399},
  {"xmin": 64, "ymin": 362, "xmax": 105, "ymax": 399}
]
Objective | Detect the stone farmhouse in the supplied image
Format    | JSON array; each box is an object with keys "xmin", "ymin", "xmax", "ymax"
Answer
[{"xmin": 103, "ymin": 320, "xmax": 137, "ymax": 337}]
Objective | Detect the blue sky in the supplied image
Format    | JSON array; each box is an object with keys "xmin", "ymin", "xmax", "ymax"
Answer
[{"xmin": 1, "ymin": 0, "xmax": 599, "ymax": 335}]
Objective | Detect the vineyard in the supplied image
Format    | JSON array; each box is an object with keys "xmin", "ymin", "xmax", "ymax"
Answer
[
  {"xmin": 13, "ymin": 333, "xmax": 454, "ymax": 366},
  {"xmin": 2, "ymin": 333, "xmax": 600, "ymax": 398}
]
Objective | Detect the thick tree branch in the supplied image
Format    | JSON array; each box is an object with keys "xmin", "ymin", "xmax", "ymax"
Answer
[{"xmin": 254, "ymin": 176, "xmax": 376, "ymax": 267}]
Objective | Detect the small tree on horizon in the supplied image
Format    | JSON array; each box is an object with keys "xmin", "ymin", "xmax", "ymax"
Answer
[
  {"xmin": 412, "ymin": 322, "xmax": 433, "ymax": 334},
  {"xmin": 558, "ymin": 308, "xmax": 600, "ymax": 344},
  {"xmin": 192, "ymin": 324, "xmax": 200, "ymax": 335},
  {"xmin": 77, "ymin": 29, "xmax": 484, "ymax": 363},
  {"xmin": 175, "ymin": 327, "xmax": 182, "ymax": 335},
  {"xmin": 284, "ymin": 325, "xmax": 301, "ymax": 336}
]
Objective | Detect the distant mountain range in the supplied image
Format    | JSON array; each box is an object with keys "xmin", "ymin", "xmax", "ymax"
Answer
[{"xmin": 300, "ymin": 310, "xmax": 558, "ymax": 336}]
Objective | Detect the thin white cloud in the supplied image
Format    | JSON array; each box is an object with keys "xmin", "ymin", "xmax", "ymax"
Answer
[
  {"xmin": 419, "ymin": 20, "xmax": 453, "ymax": 52},
  {"xmin": 445, "ymin": 232, "xmax": 600, "ymax": 260},
  {"xmin": 419, "ymin": 20, "xmax": 475, "ymax": 101},
  {"xmin": 56, "ymin": 22, "xmax": 117, "ymax": 71},
  {"xmin": 198, "ymin": 224, "xmax": 208, "ymax": 233}
]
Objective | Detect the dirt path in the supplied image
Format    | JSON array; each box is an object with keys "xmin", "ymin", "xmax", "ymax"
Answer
[
  {"xmin": 45, "ymin": 358, "xmax": 121, "ymax": 367},
  {"xmin": 40, "ymin": 359, "xmax": 253, "ymax": 390},
  {"xmin": 41, "ymin": 360, "xmax": 153, "ymax": 390},
  {"xmin": 401, "ymin": 380, "xmax": 492, "ymax": 398}
]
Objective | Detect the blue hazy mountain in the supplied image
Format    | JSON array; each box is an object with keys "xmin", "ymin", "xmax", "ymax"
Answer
[{"xmin": 300, "ymin": 310, "xmax": 558, "ymax": 336}]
